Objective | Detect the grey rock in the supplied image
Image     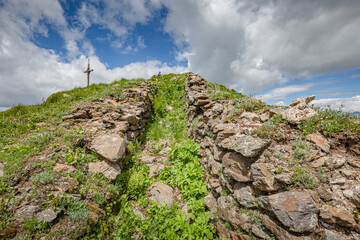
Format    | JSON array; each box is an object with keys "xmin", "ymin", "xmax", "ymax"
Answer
[
  {"xmin": 146, "ymin": 182, "xmax": 174, "ymax": 207},
  {"xmin": 88, "ymin": 161, "xmax": 120, "ymax": 180},
  {"xmin": 233, "ymin": 186, "xmax": 256, "ymax": 208},
  {"xmin": 251, "ymin": 224, "xmax": 270, "ymax": 239},
  {"xmin": 259, "ymin": 191, "xmax": 319, "ymax": 233},
  {"xmin": 120, "ymin": 113, "xmax": 140, "ymax": 124},
  {"xmin": 36, "ymin": 208, "xmax": 57, "ymax": 223},
  {"xmin": 90, "ymin": 134, "xmax": 127, "ymax": 162},
  {"xmin": 218, "ymin": 134, "xmax": 271, "ymax": 158},
  {"xmin": 140, "ymin": 155, "xmax": 156, "ymax": 163},
  {"xmin": 323, "ymin": 229, "xmax": 348, "ymax": 240},
  {"xmin": 14, "ymin": 205, "xmax": 39, "ymax": 222}
]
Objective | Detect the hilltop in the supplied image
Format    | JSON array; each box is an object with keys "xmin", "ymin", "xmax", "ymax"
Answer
[{"xmin": 0, "ymin": 73, "xmax": 360, "ymax": 239}]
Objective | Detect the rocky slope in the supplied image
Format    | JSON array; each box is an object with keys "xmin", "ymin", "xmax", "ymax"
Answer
[
  {"xmin": 185, "ymin": 74, "xmax": 360, "ymax": 240},
  {"xmin": 0, "ymin": 73, "xmax": 359, "ymax": 239}
]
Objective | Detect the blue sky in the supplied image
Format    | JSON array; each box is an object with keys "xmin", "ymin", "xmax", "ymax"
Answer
[{"xmin": 1, "ymin": 0, "xmax": 360, "ymax": 112}]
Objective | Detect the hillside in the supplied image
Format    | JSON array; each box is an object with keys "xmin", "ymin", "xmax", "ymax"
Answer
[{"xmin": 0, "ymin": 73, "xmax": 360, "ymax": 239}]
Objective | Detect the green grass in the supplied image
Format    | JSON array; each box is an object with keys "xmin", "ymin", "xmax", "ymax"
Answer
[
  {"xmin": 84, "ymin": 73, "xmax": 213, "ymax": 239},
  {"xmin": 299, "ymin": 106, "xmax": 360, "ymax": 136}
]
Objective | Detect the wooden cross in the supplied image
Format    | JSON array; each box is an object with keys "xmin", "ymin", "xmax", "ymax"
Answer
[{"xmin": 84, "ymin": 58, "xmax": 94, "ymax": 87}]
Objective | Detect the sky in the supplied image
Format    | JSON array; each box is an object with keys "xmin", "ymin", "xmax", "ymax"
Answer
[{"xmin": 0, "ymin": 0, "xmax": 360, "ymax": 113}]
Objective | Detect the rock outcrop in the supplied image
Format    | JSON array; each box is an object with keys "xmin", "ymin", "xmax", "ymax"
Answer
[{"xmin": 184, "ymin": 74, "xmax": 360, "ymax": 240}]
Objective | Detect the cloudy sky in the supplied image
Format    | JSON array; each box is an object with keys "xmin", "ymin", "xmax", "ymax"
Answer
[{"xmin": 1, "ymin": 0, "xmax": 360, "ymax": 112}]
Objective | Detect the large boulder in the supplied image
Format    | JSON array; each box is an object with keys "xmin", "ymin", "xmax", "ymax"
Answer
[
  {"xmin": 218, "ymin": 135, "xmax": 271, "ymax": 158},
  {"xmin": 259, "ymin": 191, "xmax": 319, "ymax": 233},
  {"xmin": 282, "ymin": 96, "xmax": 317, "ymax": 124},
  {"xmin": 90, "ymin": 134, "xmax": 127, "ymax": 162}
]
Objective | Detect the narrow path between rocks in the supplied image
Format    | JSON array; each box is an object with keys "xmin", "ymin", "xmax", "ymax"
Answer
[{"xmin": 83, "ymin": 74, "xmax": 215, "ymax": 239}]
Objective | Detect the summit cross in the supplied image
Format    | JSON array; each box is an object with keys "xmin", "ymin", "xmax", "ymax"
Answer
[{"xmin": 84, "ymin": 58, "xmax": 94, "ymax": 87}]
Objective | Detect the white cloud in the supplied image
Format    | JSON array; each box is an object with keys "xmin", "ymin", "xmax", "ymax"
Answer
[
  {"xmin": 0, "ymin": 0, "xmax": 186, "ymax": 108},
  {"xmin": 313, "ymin": 96, "xmax": 360, "ymax": 113},
  {"xmin": 256, "ymin": 83, "xmax": 315, "ymax": 101},
  {"xmin": 161, "ymin": 0, "xmax": 360, "ymax": 93}
]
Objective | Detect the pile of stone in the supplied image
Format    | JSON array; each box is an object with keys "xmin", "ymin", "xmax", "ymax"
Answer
[
  {"xmin": 184, "ymin": 74, "xmax": 360, "ymax": 240},
  {"xmin": 0, "ymin": 82, "xmax": 156, "ymax": 239}
]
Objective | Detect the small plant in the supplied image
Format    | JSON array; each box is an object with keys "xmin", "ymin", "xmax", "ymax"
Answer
[
  {"xmin": 291, "ymin": 165, "xmax": 319, "ymax": 189},
  {"xmin": 55, "ymin": 197, "xmax": 89, "ymax": 222},
  {"xmin": 292, "ymin": 139, "xmax": 314, "ymax": 161},
  {"xmin": 64, "ymin": 148, "xmax": 98, "ymax": 165},
  {"xmin": 30, "ymin": 171, "xmax": 54, "ymax": 184},
  {"xmin": 94, "ymin": 193, "xmax": 106, "ymax": 206},
  {"xmin": 23, "ymin": 217, "xmax": 48, "ymax": 234}
]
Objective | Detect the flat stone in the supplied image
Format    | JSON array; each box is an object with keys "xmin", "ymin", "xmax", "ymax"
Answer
[
  {"xmin": 320, "ymin": 204, "xmax": 356, "ymax": 228},
  {"xmin": 53, "ymin": 163, "xmax": 76, "ymax": 173},
  {"xmin": 323, "ymin": 229, "xmax": 348, "ymax": 240},
  {"xmin": 310, "ymin": 157, "xmax": 325, "ymax": 168},
  {"xmin": 88, "ymin": 161, "xmax": 120, "ymax": 180},
  {"xmin": 148, "ymin": 164, "xmax": 164, "ymax": 178},
  {"xmin": 0, "ymin": 162, "xmax": 4, "ymax": 177},
  {"xmin": 259, "ymin": 191, "xmax": 319, "ymax": 233},
  {"xmin": 306, "ymin": 132, "xmax": 330, "ymax": 153},
  {"xmin": 329, "ymin": 177, "xmax": 346, "ymax": 185},
  {"xmin": 116, "ymin": 121, "xmax": 129, "ymax": 132},
  {"xmin": 36, "ymin": 208, "xmax": 57, "ymax": 223},
  {"xmin": 233, "ymin": 186, "xmax": 256, "ymax": 208},
  {"xmin": 222, "ymin": 152, "xmax": 251, "ymax": 182},
  {"xmin": 240, "ymin": 112, "xmax": 261, "ymax": 122},
  {"xmin": 146, "ymin": 182, "xmax": 174, "ymax": 207},
  {"xmin": 90, "ymin": 134, "xmax": 127, "ymax": 162},
  {"xmin": 140, "ymin": 155, "xmax": 156, "ymax": 163},
  {"xmin": 218, "ymin": 134, "xmax": 271, "ymax": 158},
  {"xmin": 274, "ymin": 172, "xmax": 292, "ymax": 185},
  {"xmin": 347, "ymin": 158, "xmax": 360, "ymax": 168},
  {"xmin": 14, "ymin": 205, "xmax": 39, "ymax": 222},
  {"xmin": 251, "ymin": 224, "xmax": 270, "ymax": 239},
  {"xmin": 120, "ymin": 113, "xmax": 140, "ymax": 124}
]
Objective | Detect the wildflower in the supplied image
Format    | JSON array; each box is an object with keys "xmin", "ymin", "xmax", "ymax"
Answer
[{"xmin": 41, "ymin": 97, "xmax": 45, "ymax": 101}]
